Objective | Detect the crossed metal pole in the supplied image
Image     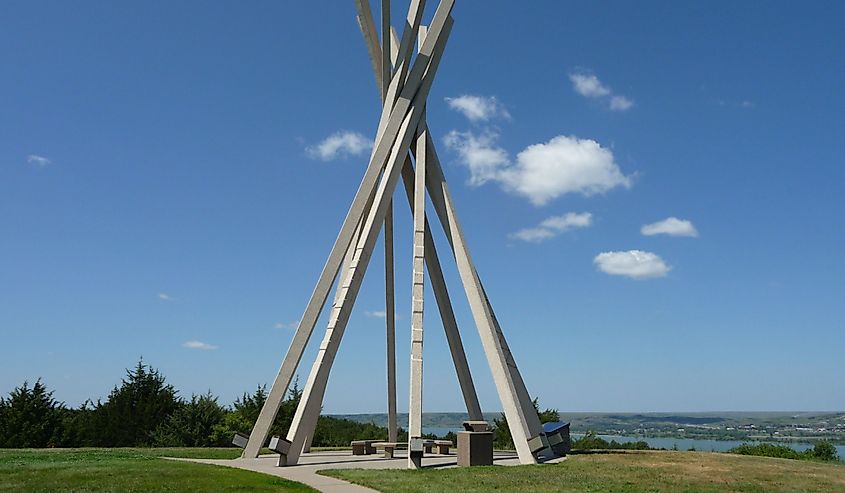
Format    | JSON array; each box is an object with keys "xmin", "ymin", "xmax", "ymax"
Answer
[{"xmin": 243, "ymin": 0, "xmax": 547, "ymax": 468}]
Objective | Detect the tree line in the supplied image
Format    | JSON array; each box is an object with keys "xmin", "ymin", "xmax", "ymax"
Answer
[{"xmin": 0, "ymin": 359, "xmax": 399, "ymax": 448}]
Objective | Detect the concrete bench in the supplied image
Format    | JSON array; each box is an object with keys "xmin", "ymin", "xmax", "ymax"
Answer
[
  {"xmin": 232, "ymin": 432, "xmax": 249, "ymax": 449},
  {"xmin": 351, "ymin": 439, "xmax": 379, "ymax": 455},
  {"xmin": 434, "ymin": 439, "xmax": 453, "ymax": 454},
  {"xmin": 542, "ymin": 421, "xmax": 571, "ymax": 458},
  {"xmin": 373, "ymin": 441, "xmax": 407, "ymax": 458},
  {"xmin": 269, "ymin": 436, "xmax": 293, "ymax": 466}
]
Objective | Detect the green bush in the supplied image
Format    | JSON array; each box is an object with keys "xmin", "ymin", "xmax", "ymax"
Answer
[
  {"xmin": 153, "ymin": 393, "xmax": 227, "ymax": 447},
  {"xmin": 809, "ymin": 441, "xmax": 839, "ymax": 462},
  {"xmin": 493, "ymin": 398, "xmax": 560, "ymax": 450},
  {"xmin": 0, "ymin": 380, "xmax": 64, "ymax": 447},
  {"xmin": 571, "ymin": 431, "xmax": 651, "ymax": 451},
  {"xmin": 728, "ymin": 441, "xmax": 840, "ymax": 462},
  {"xmin": 728, "ymin": 443, "xmax": 804, "ymax": 460}
]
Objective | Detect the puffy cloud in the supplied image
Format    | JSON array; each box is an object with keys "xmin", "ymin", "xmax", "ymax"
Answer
[
  {"xmin": 158, "ymin": 293, "xmax": 174, "ymax": 302},
  {"xmin": 641, "ymin": 217, "xmax": 699, "ymax": 238},
  {"xmin": 445, "ymin": 132, "xmax": 631, "ymax": 206},
  {"xmin": 307, "ymin": 131, "xmax": 372, "ymax": 161},
  {"xmin": 511, "ymin": 212, "xmax": 593, "ymax": 243},
  {"xmin": 569, "ymin": 73, "xmax": 611, "ymax": 98},
  {"xmin": 569, "ymin": 71, "xmax": 634, "ymax": 112},
  {"xmin": 610, "ymin": 95, "xmax": 634, "ymax": 111},
  {"xmin": 364, "ymin": 310, "xmax": 400, "ymax": 320},
  {"xmin": 443, "ymin": 130, "xmax": 510, "ymax": 186},
  {"xmin": 445, "ymin": 95, "xmax": 510, "ymax": 122},
  {"xmin": 501, "ymin": 136, "xmax": 632, "ymax": 205},
  {"xmin": 27, "ymin": 154, "xmax": 51, "ymax": 167},
  {"xmin": 183, "ymin": 340, "xmax": 218, "ymax": 350},
  {"xmin": 593, "ymin": 250, "xmax": 671, "ymax": 279}
]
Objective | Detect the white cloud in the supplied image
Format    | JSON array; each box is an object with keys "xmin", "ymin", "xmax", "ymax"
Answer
[
  {"xmin": 569, "ymin": 73, "xmax": 611, "ymax": 98},
  {"xmin": 443, "ymin": 130, "xmax": 510, "ymax": 186},
  {"xmin": 569, "ymin": 71, "xmax": 634, "ymax": 112},
  {"xmin": 275, "ymin": 321, "xmax": 299, "ymax": 330},
  {"xmin": 158, "ymin": 293, "xmax": 174, "ymax": 302},
  {"xmin": 740, "ymin": 100, "xmax": 755, "ymax": 108},
  {"xmin": 307, "ymin": 131, "xmax": 372, "ymax": 161},
  {"xmin": 27, "ymin": 154, "xmax": 51, "ymax": 167},
  {"xmin": 610, "ymin": 95, "xmax": 634, "ymax": 111},
  {"xmin": 594, "ymin": 250, "xmax": 671, "ymax": 280},
  {"xmin": 445, "ymin": 95, "xmax": 510, "ymax": 122},
  {"xmin": 183, "ymin": 340, "xmax": 218, "ymax": 350},
  {"xmin": 445, "ymin": 132, "xmax": 631, "ymax": 206},
  {"xmin": 641, "ymin": 217, "xmax": 699, "ymax": 238},
  {"xmin": 501, "ymin": 136, "xmax": 632, "ymax": 205},
  {"xmin": 364, "ymin": 310, "xmax": 401, "ymax": 320},
  {"xmin": 511, "ymin": 212, "xmax": 593, "ymax": 243}
]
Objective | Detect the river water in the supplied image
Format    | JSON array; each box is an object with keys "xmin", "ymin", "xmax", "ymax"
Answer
[
  {"xmin": 589, "ymin": 434, "xmax": 845, "ymax": 458},
  {"xmin": 421, "ymin": 427, "xmax": 845, "ymax": 458}
]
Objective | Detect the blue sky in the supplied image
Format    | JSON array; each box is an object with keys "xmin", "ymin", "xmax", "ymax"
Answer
[{"xmin": 2, "ymin": 1, "xmax": 843, "ymax": 413}]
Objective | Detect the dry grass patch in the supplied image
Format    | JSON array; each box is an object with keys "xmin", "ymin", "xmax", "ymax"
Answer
[{"xmin": 323, "ymin": 450, "xmax": 845, "ymax": 493}]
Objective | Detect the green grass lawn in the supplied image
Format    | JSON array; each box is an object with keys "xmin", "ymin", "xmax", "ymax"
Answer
[
  {"xmin": 324, "ymin": 450, "xmax": 845, "ymax": 493},
  {"xmin": 0, "ymin": 448, "xmax": 316, "ymax": 492}
]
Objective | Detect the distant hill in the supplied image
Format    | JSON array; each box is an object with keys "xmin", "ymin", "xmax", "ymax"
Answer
[
  {"xmin": 328, "ymin": 413, "xmax": 499, "ymax": 429},
  {"xmin": 329, "ymin": 411, "xmax": 845, "ymax": 444}
]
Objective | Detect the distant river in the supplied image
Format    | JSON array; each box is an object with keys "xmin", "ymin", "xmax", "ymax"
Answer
[
  {"xmin": 421, "ymin": 427, "xmax": 845, "ymax": 458},
  {"xmin": 586, "ymin": 434, "xmax": 845, "ymax": 458}
]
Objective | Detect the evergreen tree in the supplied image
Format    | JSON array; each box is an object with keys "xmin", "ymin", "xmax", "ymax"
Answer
[
  {"xmin": 493, "ymin": 397, "xmax": 560, "ymax": 450},
  {"xmin": 210, "ymin": 384, "xmax": 270, "ymax": 445},
  {"xmin": 209, "ymin": 380, "xmax": 302, "ymax": 446},
  {"xmin": 0, "ymin": 380, "xmax": 64, "ymax": 448},
  {"xmin": 153, "ymin": 392, "xmax": 226, "ymax": 447},
  {"xmin": 92, "ymin": 359, "xmax": 179, "ymax": 446}
]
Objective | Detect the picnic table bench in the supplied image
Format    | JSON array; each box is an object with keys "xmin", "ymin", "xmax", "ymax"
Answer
[
  {"xmin": 370, "ymin": 439, "xmax": 453, "ymax": 458},
  {"xmin": 351, "ymin": 439, "xmax": 380, "ymax": 455},
  {"xmin": 433, "ymin": 439, "xmax": 453, "ymax": 454},
  {"xmin": 372, "ymin": 441, "xmax": 406, "ymax": 458}
]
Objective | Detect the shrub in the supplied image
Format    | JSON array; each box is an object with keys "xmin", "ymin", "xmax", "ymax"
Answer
[
  {"xmin": 0, "ymin": 380, "xmax": 64, "ymax": 448},
  {"xmin": 809, "ymin": 441, "xmax": 839, "ymax": 462},
  {"xmin": 90, "ymin": 360, "xmax": 180, "ymax": 447},
  {"xmin": 728, "ymin": 442, "xmax": 841, "ymax": 462},
  {"xmin": 728, "ymin": 443, "xmax": 804, "ymax": 460},
  {"xmin": 571, "ymin": 431, "xmax": 651, "ymax": 451},
  {"xmin": 153, "ymin": 393, "xmax": 227, "ymax": 447}
]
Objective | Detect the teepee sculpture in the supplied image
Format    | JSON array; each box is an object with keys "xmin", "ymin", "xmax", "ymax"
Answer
[{"xmin": 242, "ymin": 0, "xmax": 552, "ymax": 468}]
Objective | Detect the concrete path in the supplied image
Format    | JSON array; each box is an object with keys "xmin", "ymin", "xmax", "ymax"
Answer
[{"xmin": 170, "ymin": 450, "xmax": 541, "ymax": 493}]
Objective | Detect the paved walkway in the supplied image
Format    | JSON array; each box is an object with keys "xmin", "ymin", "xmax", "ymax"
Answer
[{"xmin": 171, "ymin": 450, "xmax": 542, "ymax": 493}]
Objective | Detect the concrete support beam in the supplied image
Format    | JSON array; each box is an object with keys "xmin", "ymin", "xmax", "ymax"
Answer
[
  {"xmin": 282, "ymin": 13, "xmax": 454, "ymax": 466},
  {"xmin": 360, "ymin": 0, "xmax": 483, "ymax": 422},
  {"xmin": 407, "ymin": 117, "xmax": 427, "ymax": 469},
  {"xmin": 423, "ymin": 136, "xmax": 543, "ymax": 464},
  {"xmin": 381, "ymin": 0, "xmax": 398, "ymax": 447},
  {"xmin": 385, "ymin": 202, "xmax": 398, "ymax": 443},
  {"xmin": 251, "ymin": 1, "xmax": 540, "ymax": 468}
]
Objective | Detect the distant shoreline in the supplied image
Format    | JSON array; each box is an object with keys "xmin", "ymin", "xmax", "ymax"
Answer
[{"xmin": 330, "ymin": 411, "xmax": 845, "ymax": 446}]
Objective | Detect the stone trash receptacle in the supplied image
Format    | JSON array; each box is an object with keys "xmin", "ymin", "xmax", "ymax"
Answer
[{"xmin": 457, "ymin": 421, "xmax": 493, "ymax": 466}]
